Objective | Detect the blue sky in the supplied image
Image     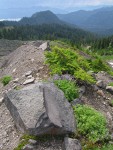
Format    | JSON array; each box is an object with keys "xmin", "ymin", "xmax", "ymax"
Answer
[
  {"xmin": 0, "ymin": 0, "xmax": 113, "ymax": 19},
  {"xmin": 0, "ymin": 0, "xmax": 113, "ymax": 9}
]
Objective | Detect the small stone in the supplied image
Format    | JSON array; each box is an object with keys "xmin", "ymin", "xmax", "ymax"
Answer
[
  {"xmin": 93, "ymin": 85, "xmax": 99, "ymax": 91},
  {"xmin": 0, "ymin": 97, "xmax": 4, "ymax": 105},
  {"xmin": 27, "ymin": 75, "xmax": 33, "ymax": 79},
  {"xmin": 23, "ymin": 77, "xmax": 35, "ymax": 85},
  {"xmin": 79, "ymin": 86, "xmax": 85, "ymax": 98},
  {"xmin": 3, "ymin": 139, "xmax": 7, "ymax": 144},
  {"xmin": 96, "ymin": 80, "xmax": 104, "ymax": 88},
  {"xmin": 0, "ymin": 144, "xmax": 3, "ymax": 149},
  {"xmin": 13, "ymin": 78, "xmax": 19, "ymax": 83},
  {"xmin": 12, "ymin": 68, "xmax": 16, "ymax": 73},
  {"xmin": 52, "ymin": 74, "xmax": 61, "ymax": 80},
  {"xmin": 71, "ymin": 98, "xmax": 82, "ymax": 106},
  {"xmin": 28, "ymin": 139, "xmax": 37, "ymax": 145},
  {"xmin": 109, "ymin": 141, "xmax": 113, "ymax": 144},
  {"xmin": 103, "ymin": 102, "xmax": 106, "ymax": 105},
  {"xmin": 106, "ymin": 112, "xmax": 112, "ymax": 121},
  {"xmin": 36, "ymin": 73, "xmax": 40, "ymax": 77},
  {"xmin": 31, "ymin": 59, "xmax": 34, "ymax": 63},
  {"xmin": 61, "ymin": 74, "xmax": 74, "ymax": 81},
  {"xmin": 97, "ymin": 90, "xmax": 105, "ymax": 98},
  {"xmin": 110, "ymin": 133, "xmax": 113, "ymax": 140},
  {"xmin": 63, "ymin": 137, "xmax": 82, "ymax": 150},
  {"xmin": 25, "ymin": 71, "xmax": 32, "ymax": 77},
  {"xmin": 22, "ymin": 144, "xmax": 34, "ymax": 150},
  {"xmin": 106, "ymin": 86, "xmax": 113, "ymax": 94}
]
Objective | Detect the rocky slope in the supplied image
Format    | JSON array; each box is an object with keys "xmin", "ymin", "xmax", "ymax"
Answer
[
  {"xmin": 0, "ymin": 41, "xmax": 51, "ymax": 150},
  {"xmin": 1, "ymin": 40, "xmax": 113, "ymax": 150}
]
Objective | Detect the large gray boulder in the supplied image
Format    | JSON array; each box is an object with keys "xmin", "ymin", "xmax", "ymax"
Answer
[{"xmin": 4, "ymin": 83, "xmax": 75, "ymax": 135}]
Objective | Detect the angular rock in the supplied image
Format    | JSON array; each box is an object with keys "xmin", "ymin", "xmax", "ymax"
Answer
[
  {"xmin": 28, "ymin": 139, "xmax": 37, "ymax": 145},
  {"xmin": 13, "ymin": 78, "xmax": 19, "ymax": 83},
  {"xmin": 97, "ymin": 90, "xmax": 105, "ymax": 98},
  {"xmin": 92, "ymin": 85, "xmax": 99, "ymax": 91},
  {"xmin": 25, "ymin": 71, "xmax": 32, "ymax": 77},
  {"xmin": 12, "ymin": 68, "xmax": 16, "ymax": 73},
  {"xmin": 22, "ymin": 144, "xmax": 34, "ymax": 150},
  {"xmin": 63, "ymin": 137, "xmax": 82, "ymax": 150},
  {"xmin": 71, "ymin": 98, "xmax": 82, "ymax": 106},
  {"xmin": 4, "ymin": 83, "xmax": 76, "ymax": 135},
  {"xmin": 79, "ymin": 86, "xmax": 85, "ymax": 98},
  {"xmin": 0, "ymin": 97, "xmax": 4, "ymax": 105},
  {"xmin": 39, "ymin": 42, "xmax": 48, "ymax": 51},
  {"xmin": 23, "ymin": 77, "xmax": 35, "ymax": 85},
  {"xmin": 61, "ymin": 74, "xmax": 74, "ymax": 81},
  {"xmin": 52, "ymin": 74, "xmax": 61, "ymax": 81},
  {"xmin": 96, "ymin": 72, "xmax": 112, "ymax": 87},
  {"xmin": 27, "ymin": 75, "xmax": 33, "ymax": 79},
  {"xmin": 106, "ymin": 86, "xmax": 113, "ymax": 94},
  {"xmin": 96, "ymin": 80, "xmax": 105, "ymax": 88}
]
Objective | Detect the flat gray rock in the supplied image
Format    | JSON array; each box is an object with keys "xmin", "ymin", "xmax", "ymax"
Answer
[
  {"xmin": 4, "ymin": 82, "xmax": 76, "ymax": 135},
  {"xmin": 23, "ymin": 77, "xmax": 35, "ymax": 85}
]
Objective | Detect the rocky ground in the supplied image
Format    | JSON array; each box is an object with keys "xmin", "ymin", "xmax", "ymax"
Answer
[
  {"xmin": 0, "ymin": 40, "xmax": 61, "ymax": 150},
  {"xmin": 0, "ymin": 40, "xmax": 113, "ymax": 150}
]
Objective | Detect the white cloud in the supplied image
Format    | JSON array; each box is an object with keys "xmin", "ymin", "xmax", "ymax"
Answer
[{"xmin": 0, "ymin": 0, "xmax": 113, "ymax": 9}]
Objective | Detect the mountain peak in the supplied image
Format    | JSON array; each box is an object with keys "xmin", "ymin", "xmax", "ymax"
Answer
[
  {"xmin": 20, "ymin": 10, "xmax": 63, "ymax": 25},
  {"xmin": 31, "ymin": 10, "xmax": 54, "ymax": 18}
]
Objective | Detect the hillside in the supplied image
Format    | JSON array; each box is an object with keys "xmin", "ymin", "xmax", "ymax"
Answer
[
  {"xmin": 57, "ymin": 6, "xmax": 113, "ymax": 35},
  {"xmin": 0, "ymin": 39, "xmax": 23, "ymax": 57},
  {"xmin": 1, "ymin": 40, "xmax": 113, "ymax": 150},
  {"xmin": 0, "ymin": 24, "xmax": 95, "ymax": 45}
]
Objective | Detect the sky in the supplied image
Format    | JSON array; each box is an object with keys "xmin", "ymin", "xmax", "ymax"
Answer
[
  {"xmin": 0, "ymin": 0, "xmax": 113, "ymax": 19},
  {"xmin": 0, "ymin": 0, "xmax": 113, "ymax": 9}
]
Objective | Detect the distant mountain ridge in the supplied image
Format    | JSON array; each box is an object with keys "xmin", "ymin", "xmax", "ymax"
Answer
[
  {"xmin": 57, "ymin": 6, "xmax": 113, "ymax": 35},
  {"xmin": 1, "ymin": 7, "xmax": 113, "ymax": 36},
  {"xmin": 19, "ymin": 10, "xmax": 64, "ymax": 25}
]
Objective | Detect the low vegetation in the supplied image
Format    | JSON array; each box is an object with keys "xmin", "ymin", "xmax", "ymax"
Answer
[
  {"xmin": 109, "ymin": 100, "xmax": 113, "ymax": 107},
  {"xmin": 45, "ymin": 44, "xmax": 112, "ymax": 84},
  {"xmin": 14, "ymin": 134, "xmax": 64, "ymax": 150},
  {"xmin": 73, "ymin": 105, "xmax": 109, "ymax": 150},
  {"xmin": 1, "ymin": 75, "xmax": 12, "ymax": 86},
  {"xmin": 108, "ymin": 82, "xmax": 113, "ymax": 86},
  {"xmin": 54, "ymin": 79, "xmax": 79, "ymax": 102},
  {"xmin": 14, "ymin": 135, "xmax": 37, "ymax": 150},
  {"xmin": 73, "ymin": 105, "xmax": 108, "ymax": 143}
]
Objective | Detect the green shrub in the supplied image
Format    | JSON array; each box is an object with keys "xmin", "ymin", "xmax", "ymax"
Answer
[
  {"xmin": 73, "ymin": 105, "xmax": 108, "ymax": 143},
  {"xmin": 89, "ymin": 57, "xmax": 111, "ymax": 73},
  {"xmin": 74, "ymin": 69, "xmax": 96, "ymax": 84},
  {"xmin": 54, "ymin": 79, "xmax": 79, "ymax": 102},
  {"xmin": 108, "ymin": 82, "xmax": 113, "ymax": 86},
  {"xmin": 83, "ymin": 143, "xmax": 113, "ymax": 150},
  {"xmin": 45, "ymin": 46, "xmax": 95, "ymax": 83},
  {"xmin": 45, "ymin": 46, "xmax": 111, "ymax": 84},
  {"xmin": 93, "ymin": 144, "xmax": 113, "ymax": 150},
  {"xmin": 1, "ymin": 76, "xmax": 12, "ymax": 86}
]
